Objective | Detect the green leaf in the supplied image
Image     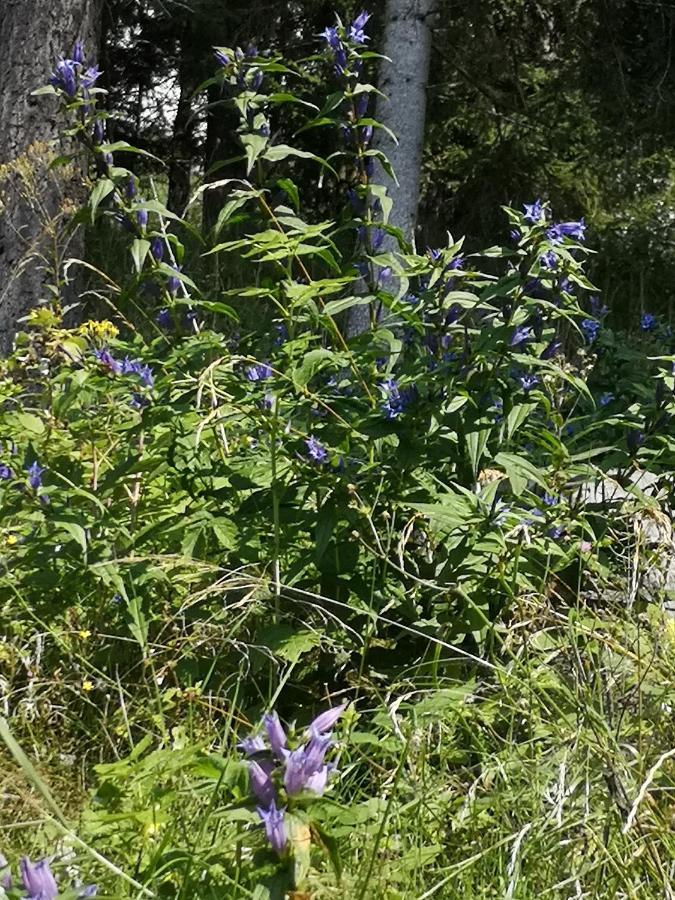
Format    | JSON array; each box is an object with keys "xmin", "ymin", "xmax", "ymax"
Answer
[
  {"xmin": 89, "ymin": 178, "xmax": 115, "ymax": 222},
  {"xmin": 131, "ymin": 239, "xmax": 150, "ymax": 274},
  {"xmin": 16, "ymin": 412, "xmax": 45, "ymax": 435},
  {"xmin": 54, "ymin": 520, "xmax": 87, "ymax": 558},
  {"xmin": 292, "ymin": 348, "xmax": 337, "ymax": 388},
  {"xmin": 494, "ymin": 452, "xmax": 548, "ymax": 496}
]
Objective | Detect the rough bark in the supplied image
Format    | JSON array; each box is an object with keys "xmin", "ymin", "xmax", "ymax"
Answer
[
  {"xmin": 0, "ymin": 0, "xmax": 101, "ymax": 353},
  {"xmin": 347, "ymin": 0, "xmax": 436, "ymax": 337}
]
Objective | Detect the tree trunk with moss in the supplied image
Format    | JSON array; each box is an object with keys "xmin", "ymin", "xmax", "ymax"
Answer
[{"xmin": 0, "ymin": 0, "xmax": 101, "ymax": 353}]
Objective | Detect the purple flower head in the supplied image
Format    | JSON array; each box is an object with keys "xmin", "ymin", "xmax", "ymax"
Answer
[
  {"xmin": 49, "ymin": 58, "xmax": 78, "ymax": 96},
  {"xmin": 125, "ymin": 178, "xmax": 137, "ymax": 200},
  {"xmin": 93, "ymin": 119, "xmax": 105, "ymax": 143},
  {"xmin": 548, "ymin": 219, "xmax": 586, "ymax": 242},
  {"xmin": 305, "ymin": 435, "xmax": 328, "ymax": 464},
  {"xmin": 518, "ymin": 374, "xmax": 539, "ymax": 392},
  {"xmin": 380, "ymin": 378, "xmax": 411, "ymax": 419},
  {"xmin": 510, "ymin": 228, "xmax": 521, "ymax": 242},
  {"xmin": 309, "ymin": 702, "xmax": 346, "ymax": 736},
  {"xmin": 0, "ymin": 464, "xmax": 13, "ymax": 480},
  {"xmin": 129, "ymin": 393, "xmax": 149, "ymax": 411},
  {"xmin": 150, "ymin": 237, "xmax": 164, "ymax": 261},
  {"xmin": 349, "ymin": 10, "xmax": 371, "ymax": 44},
  {"xmin": 581, "ymin": 318, "xmax": 600, "ymax": 344},
  {"xmin": 599, "ymin": 391, "xmax": 614, "ymax": 407},
  {"xmin": 257, "ymin": 800, "xmax": 287, "ymax": 855},
  {"xmin": 214, "ymin": 48, "xmax": 230, "ymax": 67},
  {"xmin": 71, "ymin": 41, "xmax": 85, "ymax": 65},
  {"xmin": 547, "ymin": 525, "xmax": 566, "ymax": 540},
  {"xmin": 238, "ymin": 734, "xmax": 266, "ymax": 756},
  {"xmin": 167, "ymin": 266, "xmax": 181, "ymax": 295},
  {"xmin": 93, "ymin": 347, "xmax": 122, "ymax": 374},
  {"xmin": 283, "ymin": 748, "xmax": 317, "ymax": 797},
  {"xmin": 156, "ymin": 308, "xmax": 171, "ymax": 329},
  {"xmin": 641, "ymin": 312, "xmax": 658, "ymax": 332},
  {"xmin": 20, "ymin": 857, "xmax": 58, "ymax": 899},
  {"xmin": 543, "ymin": 493, "xmax": 558, "ymax": 507},
  {"xmin": 540, "ymin": 250, "xmax": 557, "ymax": 269},
  {"xmin": 136, "ymin": 209, "xmax": 148, "ymax": 230},
  {"xmin": 245, "ymin": 362, "xmax": 273, "ymax": 382},
  {"xmin": 81, "ymin": 65, "xmax": 101, "ymax": 88},
  {"xmin": 263, "ymin": 711, "xmax": 289, "ymax": 760},
  {"xmin": 273, "ymin": 322, "xmax": 288, "ymax": 346},
  {"xmin": 320, "ymin": 25, "xmax": 342, "ymax": 52},
  {"xmin": 26, "ymin": 462, "xmax": 45, "ymax": 491},
  {"xmin": 137, "ymin": 364, "xmax": 154, "ymax": 388},
  {"xmin": 361, "ymin": 124, "xmax": 374, "ymax": 147},
  {"xmin": 523, "ymin": 199, "xmax": 544, "ymax": 223},
  {"xmin": 249, "ymin": 759, "xmax": 276, "ymax": 807},
  {"xmin": 449, "ymin": 256, "xmax": 465, "ymax": 271},
  {"xmin": 510, "ymin": 325, "xmax": 533, "ymax": 349},
  {"xmin": 540, "ymin": 339, "xmax": 561, "ymax": 360}
]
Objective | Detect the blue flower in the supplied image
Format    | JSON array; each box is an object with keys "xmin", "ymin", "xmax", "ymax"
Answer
[
  {"xmin": 580, "ymin": 318, "xmax": 600, "ymax": 344},
  {"xmin": 27, "ymin": 461, "xmax": 45, "ymax": 490},
  {"xmin": 547, "ymin": 219, "xmax": 586, "ymax": 242},
  {"xmin": 348, "ymin": 10, "xmax": 371, "ymax": 44},
  {"xmin": 305, "ymin": 435, "xmax": 328, "ymax": 464},
  {"xmin": 599, "ymin": 392, "xmax": 614, "ymax": 407},
  {"xmin": 71, "ymin": 40, "xmax": 85, "ymax": 65},
  {"xmin": 245, "ymin": 362, "xmax": 273, "ymax": 382},
  {"xmin": 214, "ymin": 48, "xmax": 230, "ymax": 67},
  {"xmin": 136, "ymin": 209, "xmax": 148, "ymax": 230},
  {"xmin": 49, "ymin": 59, "xmax": 78, "ymax": 96},
  {"xmin": 540, "ymin": 250, "xmax": 557, "ymax": 269},
  {"xmin": 547, "ymin": 525, "xmax": 566, "ymax": 540},
  {"xmin": 125, "ymin": 178, "xmax": 137, "ymax": 200},
  {"xmin": 0, "ymin": 464, "xmax": 13, "ymax": 480},
  {"xmin": 523, "ymin": 199, "xmax": 543, "ymax": 223},
  {"xmin": 543, "ymin": 493, "xmax": 558, "ymax": 506},
  {"xmin": 81, "ymin": 65, "xmax": 101, "ymax": 89},
  {"xmin": 510, "ymin": 228, "xmax": 521, "ymax": 241},
  {"xmin": 510, "ymin": 325, "xmax": 533, "ymax": 349},
  {"xmin": 518, "ymin": 374, "xmax": 539, "ymax": 392},
  {"xmin": 20, "ymin": 857, "xmax": 59, "ymax": 899},
  {"xmin": 250, "ymin": 759, "xmax": 275, "ymax": 807},
  {"xmin": 540, "ymin": 339, "xmax": 561, "ymax": 360},
  {"xmin": 93, "ymin": 347, "xmax": 122, "ymax": 374},
  {"xmin": 167, "ymin": 266, "xmax": 181, "ymax": 295},
  {"xmin": 380, "ymin": 378, "xmax": 412, "ymax": 419},
  {"xmin": 640, "ymin": 312, "xmax": 658, "ymax": 332},
  {"xmin": 150, "ymin": 237, "xmax": 164, "ymax": 261},
  {"xmin": 257, "ymin": 800, "xmax": 287, "ymax": 855},
  {"xmin": 320, "ymin": 25, "xmax": 342, "ymax": 51},
  {"xmin": 156, "ymin": 308, "xmax": 171, "ymax": 329}
]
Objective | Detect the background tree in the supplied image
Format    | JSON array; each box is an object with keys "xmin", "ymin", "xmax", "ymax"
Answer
[{"xmin": 0, "ymin": 0, "xmax": 102, "ymax": 351}]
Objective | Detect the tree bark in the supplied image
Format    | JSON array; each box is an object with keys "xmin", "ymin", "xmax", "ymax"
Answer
[
  {"xmin": 0, "ymin": 0, "xmax": 102, "ymax": 353},
  {"xmin": 347, "ymin": 0, "xmax": 436, "ymax": 337}
]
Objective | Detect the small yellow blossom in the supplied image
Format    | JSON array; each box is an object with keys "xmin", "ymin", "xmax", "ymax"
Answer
[
  {"xmin": 78, "ymin": 629, "xmax": 92, "ymax": 640},
  {"xmin": 78, "ymin": 319, "xmax": 119, "ymax": 344},
  {"xmin": 82, "ymin": 680, "xmax": 94, "ymax": 693},
  {"xmin": 5, "ymin": 534, "xmax": 18, "ymax": 546}
]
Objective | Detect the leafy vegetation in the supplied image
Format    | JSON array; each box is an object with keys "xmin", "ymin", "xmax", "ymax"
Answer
[{"xmin": 1, "ymin": 12, "xmax": 674, "ymax": 899}]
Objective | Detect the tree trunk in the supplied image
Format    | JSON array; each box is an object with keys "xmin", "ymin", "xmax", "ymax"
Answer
[
  {"xmin": 0, "ymin": 0, "xmax": 101, "ymax": 353},
  {"xmin": 167, "ymin": 38, "xmax": 197, "ymax": 217},
  {"xmin": 347, "ymin": 0, "xmax": 436, "ymax": 337}
]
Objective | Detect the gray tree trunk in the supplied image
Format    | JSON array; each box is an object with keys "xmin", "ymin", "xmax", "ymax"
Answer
[
  {"xmin": 347, "ymin": 0, "xmax": 436, "ymax": 337},
  {"xmin": 0, "ymin": 0, "xmax": 101, "ymax": 353}
]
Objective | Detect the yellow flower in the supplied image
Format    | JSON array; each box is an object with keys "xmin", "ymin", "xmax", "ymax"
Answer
[
  {"xmin": 5, "ymin": 534, "xmax": 18, "ymax": 546},
  {"xmin": 78, "ymin": 319, "xmax": 119, "ymax": 343},
  {"xmin": 78, "ymin": 629, "xmax": 91, "ymax": 640},
  {"xmin": 82, "ymin": 680, "xmax": 94, "ymax": 693}
]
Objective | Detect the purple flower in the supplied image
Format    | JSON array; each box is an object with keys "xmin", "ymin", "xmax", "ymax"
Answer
[
  {"xmin": 167, "ymin": 266, "xmax": 181, "ymax": 295},
  {"xmin": 543, "ymin": 493, "xmax": 558, "ymax": 507},
  {"xmin": 518, "ymin": 374, "xmax": 539, "ymax": 392},
  {"xmin": 349, "ymin": 10, "xmax": 371, "ymax": 44},
  {"xmin": 589, "ymin": 296, "xmax": 608, "ymax": 318},
  {"xmin": 640, "ymin": 312, "xmax": 658, "ymax": 332},
  {"xmin": 20, "ymin": 857, "xmax": 59, "ymax": 899},
  {"xmin": 81, "ymin": 65, "xmax": 101, "ymax": 88},
  {"xmin": 257, "ymin": 800, "xmax": 287, "ymax": 855},
  {"xmin": 380, "ymin": 378, "xmax": 412, "ymax": 419},
  {"xmin": 71, "ymin": 40, "xmax": 85, "ymax": 65},
  {"xmin": 156, "ymin": 308, "xmax": 171, "ymax": 329},
  {"xmin": 599, "ymin": 392, "xmax": 614, "ymax": 406},
  {"xmin": 547, "ymin": 219, "xmax": 586, "ymax": 242},
  {"xmin": 263, "ymin": 711, "xmax": 289, "ymax": 760},
  {"xmin": 26, "ymin": 462, "xmax": 45, "ymax": 491},
  {"xmin": 540, "ymin": 339, "xmax": 561, "ymax": 360},
  {"xmin": 245, "ymin": 362, "xmax": 273, "ymax": 382},
  {"xmin": 547, "ymin": 525, "xmax": 566, "ymax": 540},
  {"xmin": 214, "ymin": 49, "xmax": 230, "ymax": 67},
  {"xmin": 238, "ymin": 734, "xmax": 266, "ymax": 756},
  {"xmin": 93, "ymin": 347, "xmax": 122, "ymax": 374},
  {"xmin": 510, "ymin": 325, "xmax": 533, "ymax": 349},
  {"xmin": 93, "ymin": 119, "xmax": 105, "ymax": 143},
  {"xmin": 125, "ymin": 178, "xmax": 137, "ymax": 200},
  {"xmin": 581, "ymin": 318, "xmax": 600, "ymax": 344},
  {"xmin": 540, "ymin": 250, "xmax": 557, "ymax": 269},
  {"xmin": 250, "ymin": 760, "xmax": 276, "ymax": 806},
  {"xmin": 320, "ymin": 25, "xmax": 342, "ymax": 52},
  {"xmin": 283, "ymin": 745, "xmax": 332, "ymax": 797},
  {"xmin": 309, "ymin": 703, "xmax": 347, "ymax": 735},
  {"xmin": 510, "ymin": 228, "xmax": 521, "ymax": 241},
  {"xmin": 136, "ymin": 209, "xmax": 148, "ymax": 230},
  {"xmin": 49, "ymin": 59, "xmax": 78, "ymax": 96},
  {"xmin": 523, "ymin": 199, "xmax": 543, "ymax": 223},
  {"xmin": 150, "ymin": 237, "xmax": 164, "ymax": 261},
  {"xmin": 305, "ymin": 435, "xmax": 328, "ymax": 464},
  {"xmin": 0, "ymin": 464, "xmax": 13, "ymax": 480}
]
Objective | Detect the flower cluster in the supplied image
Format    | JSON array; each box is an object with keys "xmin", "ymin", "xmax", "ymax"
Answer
[
  {"xmin": 379, "ymin": 378, "xmax": 414, "ymax": 419},
  {"xmin": 320, "ymin": 11, "xmax": 371, "ymax": 77},
  {"xmin": 49, "ymin": 41, "xmax": 101, "ymax": 99},
  {"xmin": 92, "ymin": 349, "xmax": 154, "ymax": 389},
  {"xmin": 0, "ymin": 853, "xmax": 96, "ymax": 899},
  {"xmin": 238, "ymin": 704, "xmax": 346, "ymax": 854},
  {"xmin": 305, "ymin": 435, "xmax": 328, "ymax": 464}
]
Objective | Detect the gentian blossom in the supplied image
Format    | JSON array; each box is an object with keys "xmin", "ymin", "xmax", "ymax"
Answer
[
  {"xmin": 380, "ymin": 378, "xmax": 412, "ymax": 419},
  {"xmin": 540, "ymin": 339, "xmax": 561, "ymax": 360},
  {"xmin": 510, "ymin": 325, "xmax": 533, "ymax": 349},
  {"xmin": 305, "ymin": 435, "xmax": 328, "ymax": 464},
  {"xmin": 348, "ymin": 10, "xmax": 371, "ymax": 44},
  {"xmin": 150, "ymin": 237, "xmax": 164, "ymax": 261},
  {"xmin": 49, "ymin": 59, "xmax": 78, "ymax": 96},
  {"xmin": 547, "ymin": 219, "xmax": 586, "ymax": 242},
  {"xmin": 580, "ymin": 318, "xmax": 600, "ymax": 344},
  {"xmin": 599, "ymin": 392, "xmax": 614, "ymax": 406},
  {"xmin": 518, "ymin": 374, "xmax": 539, "ymax": 392},
  {"xmin": 156, "ymin": 308, "xmax": 171, "ymax": 329},
  {"xmin": 0, "ymin": 464, "xmax": 13, "ymax": 480},
  {"xmin": 19, "ymin": 857, "xmax": 59, "ymax": 899},
  {"xmin": 640, "ymin": 312, "xmax": 658, "ymax": 332},
  {"xmin": 523, "ymin": 199, "xmax": 543, "ymax": 223},
  {"xmin": 245, "ymin": 362, "xmax": 273, "ymax": 382},
  {"xmin": 256, "ymin": 800, "xmax": 287, "ymax": 855},
  {"xmin": 540, "ymin": 250, "xmax": 557, "ymax": 269},
  {"xmin": 26, "ymin": 462, "xmax": 45, "ymax": 491}
]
